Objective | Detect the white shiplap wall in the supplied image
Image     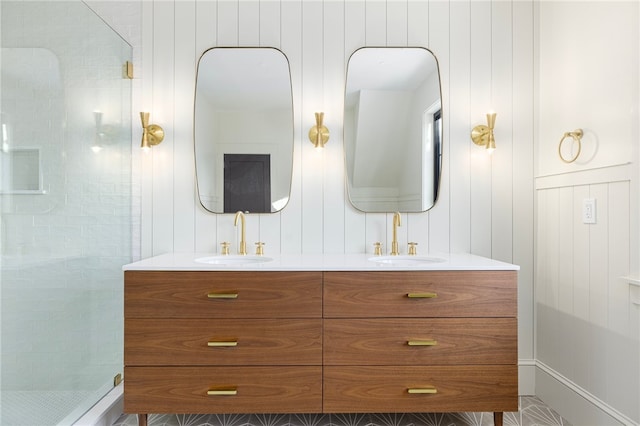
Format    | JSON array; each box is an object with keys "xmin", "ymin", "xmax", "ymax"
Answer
[
  {"xmin": 139, "ymin": 0, "xmax": 535, "ymax": 386},
  {"xmin": 535, "ymin": 2, "xmax": 639, "ymax": 424}
]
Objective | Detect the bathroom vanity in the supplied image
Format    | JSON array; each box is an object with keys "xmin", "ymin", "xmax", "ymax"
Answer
[{"xmin": 123, "ymin": 253, "xmax": 518, "ymax": 426}]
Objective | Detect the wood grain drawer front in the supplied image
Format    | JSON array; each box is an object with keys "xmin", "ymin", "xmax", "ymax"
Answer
[
  {"xmin": 323, "ymin": 318, "xmax": 516, "ymax": 366},
  {"xmin": 125, "ymin": 319, "xmax": 322, "ymax": 366},
  {"xmin": 324, "ymin": 271, "xmax": 516, "ymax": 318},
  {"xmin": 125, "ymin": 271, "xmax": 322, "ymax": 318},
  {"xmin": 323, "ymin": 366, "xmax": 518, "ymax": 413},
  {"xmin": 124, "ymin": 366, "xmax": 322, "ymax": 414}
]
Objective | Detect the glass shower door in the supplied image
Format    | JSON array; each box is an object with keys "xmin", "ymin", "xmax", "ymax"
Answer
[{"xmin": 0, "ymin": 1, "xmax": 132, "ymax": 424}]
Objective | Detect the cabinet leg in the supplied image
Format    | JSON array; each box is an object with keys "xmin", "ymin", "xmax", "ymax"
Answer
[
  {"xmin": 138, "ymin": 413, "xmax": 148, "ymax": 426},
  {"xmin": 493, "ymin": 412, "xmax": 503, "ymax": 426}
]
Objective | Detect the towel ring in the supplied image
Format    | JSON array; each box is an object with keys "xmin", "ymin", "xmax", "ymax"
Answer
[{"xmin": 558, "ymin": 129, "xmax": 583, "ymax": 163}]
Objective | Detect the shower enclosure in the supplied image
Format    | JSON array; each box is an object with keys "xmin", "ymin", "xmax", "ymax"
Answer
[{"xmin": 1, "ymin": 1, "xmax": 132, "ymax": 424}]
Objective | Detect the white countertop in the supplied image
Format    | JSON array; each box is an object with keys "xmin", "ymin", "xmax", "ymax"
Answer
[{"xmin": 123, "ymin": 252, "xmax": 519, "ymax": 272}]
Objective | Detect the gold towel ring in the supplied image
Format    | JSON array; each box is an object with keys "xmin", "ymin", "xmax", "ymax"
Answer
[{"xmin": 558, "ymin": 129, "xmax": 583, "ymax": 163}]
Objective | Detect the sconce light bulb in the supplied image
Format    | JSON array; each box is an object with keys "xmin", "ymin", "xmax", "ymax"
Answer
[{"xmin": 91, "ymin": 145, "xmax": 103, "ymax": 153}]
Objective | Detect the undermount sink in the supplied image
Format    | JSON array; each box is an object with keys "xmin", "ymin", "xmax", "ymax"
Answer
[
  {"xmin": 195, "ymin": 255, "xmax": 274, "ymax": 265},
  {"xmin": 368, "ymin": 255, "xmax": 445, "ymax": 266}
]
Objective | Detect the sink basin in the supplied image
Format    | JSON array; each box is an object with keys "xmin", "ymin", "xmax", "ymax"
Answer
[
  {"xmin": 195, "ymin": 255, "xmax": 274, "ymax": 265},
  {"xmin": 368, "ymin": 255, "xmax": 445, "ymax": 266}
]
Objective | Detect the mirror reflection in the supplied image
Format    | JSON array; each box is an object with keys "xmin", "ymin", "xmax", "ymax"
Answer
[
  {"xmin": 194, "ymin": 47, "xmax": 294, "ymax": 213},
  {"xmin": 344, "ymin": 47, "xmax": 442, "ymax": 212}
]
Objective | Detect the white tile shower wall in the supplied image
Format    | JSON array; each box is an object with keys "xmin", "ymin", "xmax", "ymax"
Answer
[
  {"xmin": 136, "ymin": 0, "xmax": 536, "ymax": 379},
  {"xmin": 1, "ymin": 1, "xmax": 131, "ymax": 390}
]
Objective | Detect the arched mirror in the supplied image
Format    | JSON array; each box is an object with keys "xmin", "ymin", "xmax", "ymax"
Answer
[
  {"xmin": 344, "ymin": 47, "xmax": 442, "ymax": 212},
  {"xmin": 194, "ymin": 47, "xmax": 294, "ymax": 213}
]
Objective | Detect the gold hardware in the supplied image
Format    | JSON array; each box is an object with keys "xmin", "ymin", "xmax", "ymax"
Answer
[
  {"xmin": 255, "ymin": 242, "xmax": 265, "ymax": 255},
  {"xmin": 408, "ymin": 387, "xmax": 437, "ymax": 394},
  {"xmin": 408, "ymin": 339, "xmax": 438, "ymax": 346},
  {"xmin": 207, "ymin": 388, "xmax": 238, "ymax": 396},
  {"xmin": 234, "ymin": 211, "xmax": 247, "ymax": 255},
  {"xmin": 207, "ymin": 292, "xmax": 238, "ymax": 299},
  {"xmin": 125, "ymin": 61, "xmax": 133, "ymax": 79},
  {"xmin": 558, "ymin": 129, "xmax": 583, "ymax": 163},
  {"xmin": 309, "ymin": 112, "xmax": 329, "ymax": 148},
  {"xmin": 373, "ymin": 242, "xmax": 382, "ymax": 256},
  {"xmin": 471, "ymin": 111, "xmax": 497, "ymax": 153},
  {"xmin": 208, "ymin": 340, "xmax": 238, "ymax": 347},
  {"xmin": 220, "ymin": 242, "xmax": 230, "ymax": 255},
  {"xmin": 391, "ymin": 212, "xmax": 401, "ymax": 256},
  {"xmin": 407, "ymin": 292, "xmax": 437, "ymax": 299},
  {"xmin": 140, "ymin": 112, "xmax": 164, "ymax": 149},
  {"xmin": 408, "ymin": 242, "xmax": 417, "ymax": 255},
  {"xmin": 113, "ymin": 373, "xmax": 122, "ymax": 387}
]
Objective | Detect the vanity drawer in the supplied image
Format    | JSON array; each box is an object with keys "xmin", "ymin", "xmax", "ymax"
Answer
[
  {"xmin": 124, "ymin": 366, "xmax": 322, "ymax": 413},
  {"xmin": 125, "ymin": 318, "xmax": 322, "ymax": 366},
  {"xmin": 125, "ymin": 271, "xmax": 322, "ymax": 318},
  {"xmin": 323, "ymin": 365, "xmax": 518, "ymax": 413},
  {"xmin": 323, "ymin": 271, "xmax": 516, "ymax": 318},
  {"xmin": 323, "ymin": 318, "xmax": 516, "ymax": 366}
]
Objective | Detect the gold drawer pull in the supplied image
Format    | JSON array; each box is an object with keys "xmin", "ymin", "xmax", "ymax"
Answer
[
  {"xmin": 408, "ymin": 387, "xmax": 437, "ymax": 394},
  {"xmin": 207, "ymin": 292, "xmax": 238, "ymax": 299},
  {"xmin": 407, "ymin": 292, "xmax": 437, "ymax": 299},
  {"xmin": 407, "ymin": 339, "xmax": 437, "ymax": 346},
  {"xmin": 207, "ymin": 340, "xmax": 238, "ymax": 347},
  {"xmin": 207, "ymin": 388, "xmax": 238, "ymax": 396}
]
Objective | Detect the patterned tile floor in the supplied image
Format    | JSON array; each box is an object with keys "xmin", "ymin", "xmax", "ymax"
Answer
[{"xmin": 113, "ymin": 396, "xmax": 571, "ymax": 426}]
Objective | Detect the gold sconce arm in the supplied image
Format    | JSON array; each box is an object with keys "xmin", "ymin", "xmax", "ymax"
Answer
[
  {"xmin": 140, "ymin": 111, "xmax": 164, "ymax": 149},
  {"xmin": 471, "ymin": 111, "xmax": 497, "ymax": 153},
  {"xmin": 308, "ymin": 112, "xmax": 330, "ymax": 148}
]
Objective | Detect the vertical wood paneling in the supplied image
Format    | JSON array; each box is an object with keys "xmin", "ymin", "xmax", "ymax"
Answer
[
  {"xmin": 143, "ymin": 1, "xmax": 538, "ymax": 387},
  {"xmin": 469, "ymin": 0, "xmax": 492, "ymax": 258},
  {"xmin": 365, "ymin": 0, "xmax": 386, "ymax": 45},
  {"xmin": 323, "ymin": 0, "xmax": 346, "ymax": 253},
  {"xmin": 427, "ymin": 0, "xmax": 450, "ymax": 254},
  {"xmin": 173, "ymin": 0, "xmax": 196, "ymax": 253},
  {"xmin": 589, "ymin": 183, "xmax": 609, "ymax": 329},
  {"xmin": 140, "ymin": 0, "xmax": 154, "ymax": 259},
  {"xmin": 194, "ymin": 0, "xmax": 218, "ymax": 252},
  {"xmin": 151, "ymin": 1, "xmax": 176, "ymax": 255},
  {"xmin": 557, "ymin": 187, "xmax": 573, "ymax": 315},
  {"xmin": 238, "ymin": 0, "xmax": 259, "ymax": 45},
  {"xmin": 386, "ymin": 0, "xmax": 407, "ymax": 46},
  {"xmin": 490, "ymin": 0, "xmax": 513, "ymax": 263},
  {"xmin": 344, "ymin": 0, "xmax": 367, "ymax": 254},
  {"xmin": 280, "ymin": 0, "xmax": 303, "ymax": 253},
  {"xmin": 301, "ymin": 1, "xmax": 324, "ymax": 253},
  {"xmin": 217, "ymin": 1, "xmax": 238, "ymax": 45},
  {"xmin": 512, "ymin": 0, "xmax": 534, "ymax": 360},
  {"xmin": 573, "ymin": 185, "xmax": 590, "ymax": 321},
  {"xmin": 448, "ymin": 0, "xmax": 471, "ymax": 254},
  {"xmin": 406, "ymin": 0, "xmax": 430, "ymax": 252}
]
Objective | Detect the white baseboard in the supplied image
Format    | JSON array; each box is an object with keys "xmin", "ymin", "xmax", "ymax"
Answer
[
  {"xmin": 73, "ymin": 383, "xmax": 123, "ymax": 426},
  {"xmin": 518, "ymin": 359, "xmax": 536, "ymax": 395},
  {"xmin": 535, "ymin": 361, "xmax": 638, "ymax": 426}
]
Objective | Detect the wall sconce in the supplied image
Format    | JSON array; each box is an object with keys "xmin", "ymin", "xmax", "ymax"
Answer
[
  {"xmin": 308, "ymin": 112, "xmax": 329, "ymax": 149},
  {"xmin": 558, "ymin": 129, "xmax": 583, "ymax": 163},
  {"xmin": 140, "ymin": 111, "xmax": 164, "ymax": 149},
  {"xmin": 471, "ymin": 111, "xmax": 497, "ymax": 153}
]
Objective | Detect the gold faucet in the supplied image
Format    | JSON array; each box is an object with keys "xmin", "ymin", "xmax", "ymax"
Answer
[
  {"xmin": 391, "ymin": 211, "xmax": 401, "ymax": 255},
  {"xmin": 234, "ymin": 211, "xmax": 247, "ymax": 255}
]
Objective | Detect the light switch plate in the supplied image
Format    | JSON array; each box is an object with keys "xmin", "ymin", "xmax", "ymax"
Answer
[{"xmin": 583, "ymin": 198, "xmax": 596, "ymax": 224}]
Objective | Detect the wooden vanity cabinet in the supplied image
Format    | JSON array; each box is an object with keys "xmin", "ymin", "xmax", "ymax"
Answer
[
  {"xmin": 124, "ymin": 271, "xmax": 323, "ymax": 425},
  {"xmin": 124, "ymin": 269, "xmax": 517, "ymax": 426},
  {"xmin": 323, "ymin": 270, "xmax": 518, "ymax": 425}
]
